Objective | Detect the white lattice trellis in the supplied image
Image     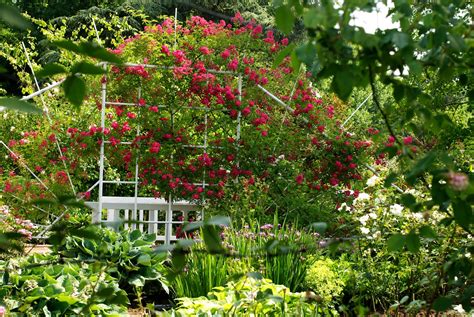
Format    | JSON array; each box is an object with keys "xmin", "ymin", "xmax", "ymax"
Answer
[{"xmin": 82, "ymin": 62, "xmax": 243, "ymax": 244}]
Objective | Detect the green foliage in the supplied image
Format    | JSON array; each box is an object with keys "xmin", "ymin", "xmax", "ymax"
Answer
[
  {"xmin": 170, "ymin": 243, "xmax": 230, "ymax": 299},
  {"xmin": 0, "ymin": 253, "xmax": 129, "ymax": 315},
  {"xmin": 166, "ymin": 275, "xmax": 318, "ymax": 316},
  {"xmin": 171, "ymin": 222, "xmax": 320, "ymax": 298},
  {"xmin": 58, "ymin": 227, "xmax": 170, "ymax": 305},
  {"xmin": 305, "ymin": 257, "xmax": 352, "ymax": 305}
]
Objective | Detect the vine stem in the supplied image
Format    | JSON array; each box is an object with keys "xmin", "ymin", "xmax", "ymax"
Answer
[{"xmin": 368, "ymin": 66, "xmax": 405, "ymax": 150}]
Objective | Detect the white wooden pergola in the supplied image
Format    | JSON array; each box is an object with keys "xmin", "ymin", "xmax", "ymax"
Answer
[{"xmin": 81, "ymin": 62, "xmax": 243, "ymax": 244}]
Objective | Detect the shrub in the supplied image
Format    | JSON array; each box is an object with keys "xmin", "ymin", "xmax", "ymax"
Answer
[
  {"xmin": 305, "ymin": 257, "xmax": 352, "ymax": 308},
  {"xmin": 166, "ymin": 276, "xmax": 318, "ymax": 316},
  {"xmin": 0, "ymin": 253, "xmax": 129, "ymax": 315},
  {"xmin": 57, "ymin": 227, "xmax": 169, "ymax": 306}
]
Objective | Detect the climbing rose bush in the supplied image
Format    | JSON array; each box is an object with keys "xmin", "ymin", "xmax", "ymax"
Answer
[{"xmin": 2, "ymin": 15, "xmax": 378, "ymax": 219}]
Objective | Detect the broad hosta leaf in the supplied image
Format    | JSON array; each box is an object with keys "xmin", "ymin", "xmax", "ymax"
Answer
[
  {"xmin": 137, "ymin": 254, "xmax": 152, "ymax": 266},
  {"xmin": 63, "ymin": 75, "xmax": 86, "ymax": 107},
  {"xmin": 0, "ymin": 97, "xmax": 42, "ymax": 114}
]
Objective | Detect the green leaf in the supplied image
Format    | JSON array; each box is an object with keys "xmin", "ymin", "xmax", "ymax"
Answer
[
  {"xmin": 36, "ymin": 63, "xmax": 67, "ymax": 78},
  {"xmin": 275, "ymin": 6, "xmax": 295, "ymax": 34},
  {"xmin": 170, "ymin": 251, "xmax": 186, "ymax": 274},
  {"xmin": 95, "ymin": 287, "xmax": 115, "ymax": 298},
  {"xmin": 71, "ymin": 61, "xmax": 106, "ymax": 75},
  {"xmin": 452, "ymin": 200, "xmax": 472, "ymax": 227},
  {"xmin": 387, "ymin": 234, "xmax": 405, "ymax": 252},
  {"xmin": 384, "ymin": 173, "xmax": 398, "ymax": 188},
  {"xmin": 69, "ymin": 227, "xmax": 100, "ymax": 240},
  {"xmin": 391, "ymin": 32, "xmax": 410, "ymax": 49},
  {"xmin": 246, "ymin": 272, "xmax": 263, "ymax": 280},
  {"xmin": 303, "ymin": 7, "xmax": 326, "ymax": 29},
  {"xmin": 206, "ymin": 216, "xmax": 231, "ymax": 227},
  {"xmin": 310, "ymin": 222, "xmax": 328, "ymax": 235},
  {"xmin": 0, "ymin": 97, "xmax": 42, "ymax": 114},
  {"xmin": 406, "ymin": 232, "xmax": 420, "ymax": 253},
  {"xmin": 401, "ymin": 194, "xmax": 417, "ymax": 209},
  {"xmin": 405, "ymin": 152, "xmax": 436, "ymax": 185},
  {"xmin": 79, "ymin": 42, "xmax": 122, "ymax": 64},
  {"xmin": 273, "ymin": 43, "xmax": 295, "ymax": 68},
  {"xmin": 63, "ymin": 75, "xmax": 86, "ymax": 107},
  {"xmin": 332, "ymin": 69, "xmax": 354, "ymax": 100},
  {"xmin": 295, "ymin": 42, "xmax": 316, "ymax": 68},
  {"xmin": 419, "ymin": 225, "xmax": 437, "ymax": 239},
  {"xmin": 433, "ymin": 296, "xmax": 453, "ymax": 311},
  {"xmin": 202, "ymin": 225, "xmax": 224, "ymax": 253},
  {"xmin": 53, "ymin": 40, "xmax": 83, "ymax": 54},
  {"xmin": 184, "ymin": 221, "xmax": 204, "ymax": 232},
  {"xmin": 55, "ymin": 294, "xmax": 79, "ymax": 305},
  {"xmin": 0, "ymin": 4, "xmax": 32, "ymax": 30},
  {"xmin": 129, "ymin": 229, "xmax": 142, "ymax": 241},
  {"xmin": 128, "ymin": 275, "xmax": 145, "ymax": 287},
  {"xmin": 53, "ymin": 40, "xmax": 121, "ymax": 64},
  {"xmin": 137, "ymin": 254, "xmax": 151, "ymax": 266}
]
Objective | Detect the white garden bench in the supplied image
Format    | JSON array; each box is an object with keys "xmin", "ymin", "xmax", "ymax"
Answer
[{"xmin": 86, "ymin": 196, "xmax": 200, "ymax": 243}]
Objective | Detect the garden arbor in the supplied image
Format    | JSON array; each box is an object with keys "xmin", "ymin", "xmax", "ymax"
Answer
[{"xmin": 84, "ymin": 62, "xmax": 244, "ymax": 244}]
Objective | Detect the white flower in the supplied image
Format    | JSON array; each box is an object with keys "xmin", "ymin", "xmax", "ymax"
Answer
[
  {"xmin": 389, "ymin": 204, "xmax": 404, "ymax": 216},
  {"xmin": 360, "ymin": 227, "xmax": 370, "ymax": 234},
  {"xmin": 369, "ymin": 212, "xmax": 377, "ymax": 219},
  {"xmin": 10, "ymin": 126, "xmax": 15, "ymax": 132},
  {"xmin": 366, "ymin": 175, "xmax": 379, "ymax": 187},
  {"xmin": 359, "ymin": 215, "xmax": 370, "ymax": 225},
  {"xmin": 358, "ymin": 192, "xmax": 371, "ymax": 200},
  {"xmin": 412, "ymin": 213, "xmax": 423, "ymax": 220},
  {"xmin": 354, "ymin": 193, "xmax": 370, "ymax": 205},
  {"xmin": 452, "ymin": 304, "xmax": 465, "ymax": 313}
]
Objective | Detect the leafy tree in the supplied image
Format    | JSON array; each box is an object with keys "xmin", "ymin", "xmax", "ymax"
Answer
[{"xmin": 273, "ymin": 0, "xmax": 473, "ymax": 312}]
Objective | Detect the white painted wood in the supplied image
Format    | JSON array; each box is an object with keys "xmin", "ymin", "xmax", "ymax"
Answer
[
  {"xmin": 124, "ymin": 209, "xmax": 129, "ymax": 230},
  {"xmin": 139, "ymin": 210, "xmax": 144, "ymax": 231},
  {"xmin": 87, "ymin": 196, "xmax": 199, "ymax": 242},
  {"xmin": 107, "ymin": 209, "xmax": 115, "ymax": 222},
  {"xmin": 148, "ymin": 210, "xmax": 157, "ymax": 234},
  {"xmin": 131, "ymin": 209, "xmax": 137, "ymax": 230}
]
